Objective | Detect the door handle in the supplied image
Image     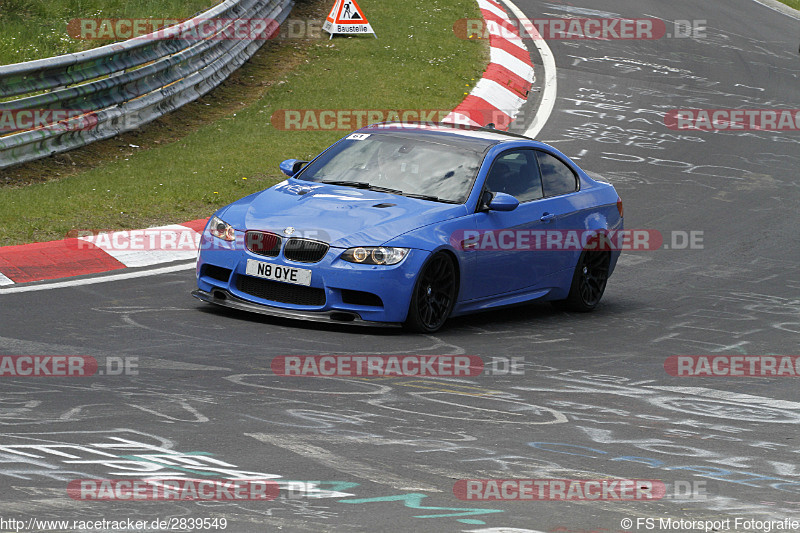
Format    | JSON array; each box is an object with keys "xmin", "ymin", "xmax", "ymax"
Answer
[{"xmin": 540, "ymin": 213, "xmax": 557, "ymax": 222}]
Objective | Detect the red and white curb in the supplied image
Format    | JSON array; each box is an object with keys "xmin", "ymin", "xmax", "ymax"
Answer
[
  {"xmin": 444, "ymin": 0, "xmax": 535, "ymax": 130},
  {"xmin": 0, "ymin": 219, "xmax": 207, "ymax": 286},
  {"xmin": 0, "ymin": 1, "xmax": 539, "ymax": 286}
]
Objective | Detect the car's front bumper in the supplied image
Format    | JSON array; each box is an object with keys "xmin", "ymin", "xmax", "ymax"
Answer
[
  {"xmin": 195, "ymin": 232, "xmax": 430, "ymax": 324},
  {"xmin": 191, "ymin": 288, "xmax": 401, "ymax": 327}
]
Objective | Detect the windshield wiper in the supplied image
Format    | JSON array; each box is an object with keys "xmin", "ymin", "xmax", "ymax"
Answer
[
  {"xmin": 321, "ymin": 180, "xmax": 371, "ymax": 189},
  {"xmin": 367, "ymin": 185, "xmax": 404, "ymax": 195},
  {"xmin": 324, "ymin": 181, "xmax": 406, "ymax": 196},
  {"xmin": 367, "ymin": 186, "xmax": 453, "ymax": 203},
  {"xmin": 322, "ymin": 181, "xmax": 456, "ymax": 203},
  {"xmin": 401, "ymin": 193, "xmax": 457, "ymax": 203}
]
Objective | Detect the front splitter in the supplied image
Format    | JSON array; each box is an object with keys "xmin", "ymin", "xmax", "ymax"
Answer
[{"xmin": 191, "ymin": 289, "xmax": 401, "ymax": 328}]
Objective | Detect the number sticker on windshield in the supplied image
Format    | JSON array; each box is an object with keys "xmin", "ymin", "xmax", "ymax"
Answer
[{"xmin": 347, "ymin": 133, "xmax": 371, "ymax": 141}]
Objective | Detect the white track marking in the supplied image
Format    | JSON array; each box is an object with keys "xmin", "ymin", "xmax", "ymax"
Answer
[
  {"xmin": 477, "ymin": 0, "xmax": 510, "ymax": 20},
  {"xmin": 472, "ymin": 78, "xmax": 528, "ymax": 111},
  {"xmin": 647, "ymin": 386, "xmax": 800, "ymax": 411},
  {"xmin": 501, "ymin": 0, "xmax": 557, "ymax": 138},
  {"xmin": 0, "ymin": 263, "xmax": 194, "ymax": 294},
  {"xmin": 749, "ymin": 0, "xmax": 800, "ymax": 19},
  {"xmin": 0, "ymin": 272, "xmax": 13, "ymax": 286},
  {"xmin": 490, "ymin": 47, "xmax": 535, "ymax": 82},
  {"xmin": 490, "ymin": 28, "xmax": 527, "ymax": 51}
]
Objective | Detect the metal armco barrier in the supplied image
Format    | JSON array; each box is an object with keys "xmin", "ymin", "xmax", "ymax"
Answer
[{"xmin": 0, "ymin": 0, "xmax": 293, "ymax": 169}]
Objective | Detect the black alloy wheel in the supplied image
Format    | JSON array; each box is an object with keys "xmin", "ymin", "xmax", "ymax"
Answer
[
  {"xmin": 405, "ymin": 252, "xmax": 457, "ymax": 332},
  {"xmin": 556, "ymin": 250, "xmax": 611, "ymax": 312}
]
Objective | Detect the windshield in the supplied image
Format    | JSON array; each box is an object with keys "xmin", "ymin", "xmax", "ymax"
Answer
[{"xmin": 295, "ymin": 132, "xmax": 486, "ymax": 203}]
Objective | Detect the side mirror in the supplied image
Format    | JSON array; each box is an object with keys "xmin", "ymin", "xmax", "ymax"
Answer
[
  {"xmin": 279, "ymin": 159, "xmax": 309, "ymax": 177},
  {"xmin": 488, "ymin": 192, "xmax": 519, "ymax": 212}
]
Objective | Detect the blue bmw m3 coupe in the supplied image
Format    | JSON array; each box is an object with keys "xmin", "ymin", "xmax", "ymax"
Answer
[{"xmin": 193, "ymin": 122, "xmax": 623, "ymax": 332}]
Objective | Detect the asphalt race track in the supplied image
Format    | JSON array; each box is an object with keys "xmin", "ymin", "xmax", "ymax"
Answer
[{"xmin": 1, "ymin": 0, "xmax": 799, "ymax": 531}]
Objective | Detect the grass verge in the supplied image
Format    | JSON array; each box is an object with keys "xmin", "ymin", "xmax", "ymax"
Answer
[
  {"xmin": 777, "ymin": 0, "xmax": 800, "ymax": 10},
  {"xmin": 0, "ymin": 0, "xmax": 487, "ymax": 245},
  {"xmin": 0, "ymin": 0, "xmax": 217, "ymax": 65}
]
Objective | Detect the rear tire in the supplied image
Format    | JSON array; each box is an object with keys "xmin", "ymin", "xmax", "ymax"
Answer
[
  {"xmin": 404, "ymin": 252, "xmax": 457, "ymax": 333},
  {"xmin": 554, "ymin": 250, "xmax": 611, "ymax": 312}
]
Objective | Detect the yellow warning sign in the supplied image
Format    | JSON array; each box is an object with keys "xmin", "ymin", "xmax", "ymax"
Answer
[{"xmin": 323, "ymin": 0, "xmax": 377, "ymax": 38}]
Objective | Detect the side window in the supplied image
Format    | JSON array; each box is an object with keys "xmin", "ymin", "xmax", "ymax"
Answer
[
  {"xmin": 484, "ymin": 150, "xmax": 543, "ymax": 203},
  {"xmin": 535, "ymin": 151, "xmax": 578, "ymax": 197}
]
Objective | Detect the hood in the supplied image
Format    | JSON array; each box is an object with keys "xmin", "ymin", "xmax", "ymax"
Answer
[{"xmin": 222, "ymin": 180, "xmax": 467, "ymax": 248}]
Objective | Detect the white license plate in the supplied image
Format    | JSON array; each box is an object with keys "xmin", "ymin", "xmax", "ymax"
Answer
[{"xmin": 246, "ymin": 259, "xmax": 312, "ymax": 286}]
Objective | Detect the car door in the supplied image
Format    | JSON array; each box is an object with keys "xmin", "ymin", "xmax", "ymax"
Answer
[
  {"xmin": 534, "ymin": 149, "xmax": 581, "ymax": 276},
  {"xmin": 469, "ymin": 149, "xmax": 566, "ymax": 299}
]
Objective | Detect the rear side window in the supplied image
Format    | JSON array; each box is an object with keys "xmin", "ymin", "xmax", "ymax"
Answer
[{"xmin": 535, "ymin": 151, "xmax": 578, "ymax": 197}]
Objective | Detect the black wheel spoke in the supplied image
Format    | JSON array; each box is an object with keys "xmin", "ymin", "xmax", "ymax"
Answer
[{"xmin": 576, "ymin": 251, "xmax": 610, "ymax": 307}]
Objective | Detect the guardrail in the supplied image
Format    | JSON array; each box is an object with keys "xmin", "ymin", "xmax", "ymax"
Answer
[{"xmin": 0, "ymin": 0, "xmax": 293, "ymax": 169}]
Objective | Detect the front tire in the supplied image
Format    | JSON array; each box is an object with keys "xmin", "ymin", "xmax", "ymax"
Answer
[
  {"xmin": 555, "ymin": 250, "xmax": 611, "ymax": 312},
  {"xmin": 404, "ymin": 252, "xmax": 457, "ymax": 333}
]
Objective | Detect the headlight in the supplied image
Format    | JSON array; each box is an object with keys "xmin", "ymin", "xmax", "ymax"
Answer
[
  {"xmin": 209, "ymin": 216, "xmax": 236, "ymax": 241},
  {"xmin": 341, "ymin": 247, "xmax": 409, "ymax": 265}
]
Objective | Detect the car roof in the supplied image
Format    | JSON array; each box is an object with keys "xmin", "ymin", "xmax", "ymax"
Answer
[{"xmin": 357, "ymin": 122, "xmax": 536, "ymax": 149}]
